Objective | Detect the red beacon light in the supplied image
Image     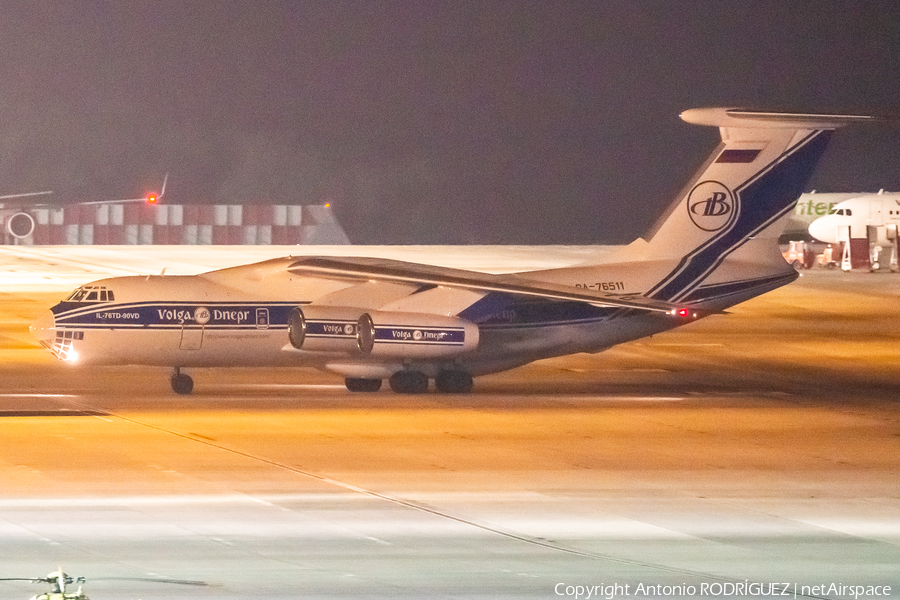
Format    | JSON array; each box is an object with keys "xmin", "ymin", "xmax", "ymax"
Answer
[
  {"xmin": 147, "ymin": 194, "xmax": 158, "ymax": 204},
  {"xmin": 670, "ymin": 307, "xmax": 699, "ymax": 319}
]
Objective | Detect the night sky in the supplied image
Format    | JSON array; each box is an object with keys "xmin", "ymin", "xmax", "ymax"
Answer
[{"xmin": 2, "ymin": 1, "xmax": 900, "ymax": 244}]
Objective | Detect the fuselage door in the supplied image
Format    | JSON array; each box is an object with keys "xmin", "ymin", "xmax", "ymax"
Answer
[
  {"xmin": 871, "ymin": 198, "xmax": 883, "ymax": 224},
  {"xmin": 180, "ymin": 325, "xmax": 204, "ymax": 350}
]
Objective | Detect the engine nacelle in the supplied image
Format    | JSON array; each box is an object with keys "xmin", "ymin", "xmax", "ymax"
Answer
[
  {"xmin": 357, "ymin": 311, "xmax": 479, "ymax": 359},
  {"xmin": 288, "ymin": 306, "xmax": 365, "ymax": 353},
  {"xmin": 6, "ymin": 211, "xmax": 35, "ymax": 239}
]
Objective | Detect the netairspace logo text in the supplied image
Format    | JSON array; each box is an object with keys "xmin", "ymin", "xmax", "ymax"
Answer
[{"xmin": 553, "ymin": 581, "xmax": 893, "ymax": 599}]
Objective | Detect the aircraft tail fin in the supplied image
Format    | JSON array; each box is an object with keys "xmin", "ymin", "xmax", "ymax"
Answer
[{"xmin": 642, "ymin": 108, "xmax": 876, "ymax": 304}]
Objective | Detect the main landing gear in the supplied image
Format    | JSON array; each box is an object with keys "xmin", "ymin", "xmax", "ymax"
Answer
[
  {"xmin": 171, "ymin": 367, "xmax": 194, "ymax": 395},
  {"xmin": 168, "ymin": 368, "xmax": 473, "ymax": 395},
  {"xmin": 435, "ymin": 370, "xmax": 474, "ymax": 394},
  {"xmin": 345, "ymin": 369, "xmax": 472, "ymax": 394},
  {"xmin": 345, "ymin": 377, "xmax": 382, "ymax": 392},
  {"xmin": 389, "ymin": 370, "xmax": 429, "ymax": 394}
]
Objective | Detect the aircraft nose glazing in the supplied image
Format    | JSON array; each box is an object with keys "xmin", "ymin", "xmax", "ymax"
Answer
[{"xmin": 30, "ymin": 310, "xmax": 56, "ymax": 344}]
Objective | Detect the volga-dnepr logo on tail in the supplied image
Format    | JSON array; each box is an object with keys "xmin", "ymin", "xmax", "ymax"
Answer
[{"xmin": 687, "ymin": 180, "xmax": 736, "ymax": 232}]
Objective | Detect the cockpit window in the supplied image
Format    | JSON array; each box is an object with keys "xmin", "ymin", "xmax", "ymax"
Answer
[{"xmin": 65, "ymin": 286, "xmax": 114, "ymax": 303}]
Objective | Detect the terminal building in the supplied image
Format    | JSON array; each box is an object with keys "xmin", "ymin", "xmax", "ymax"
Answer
[{"xmin": 3, "ymin": 202, "xmax": 351, "ymax": 245}]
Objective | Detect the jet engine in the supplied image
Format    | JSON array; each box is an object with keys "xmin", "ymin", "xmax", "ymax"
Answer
[
  {"xmin": 289, "ymin": 306, "xmax": 480, "ymax": 359},
  {"xmin": 6, "ymin": 211, "xmax": 35, "ymax": 239},
  {"xmin": 288, "ymin": 306, "xmax": 365, "ymax": 353},
  {"xmin": 356, "ymin": 311, "xmax": 479, "ymax": 358}
]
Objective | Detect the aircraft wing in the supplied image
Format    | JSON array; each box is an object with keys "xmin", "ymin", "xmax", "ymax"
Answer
[
  {"xmin": 0, "ymin": 191, "xmax": 54, "ymax": 208},
  {"xmin": 0, "ymin": 174, "xmax": 166, "ymax": 208},
  {"xmin": 0, "ymin": 191, "xmax": 54, "ymax": 201},
  {"xmin": 287, "ymin": 256, "xmax": 682, "ymax": 314},
  {"xmin": 78, "ymin": 173, "xmax": 168, "ymax": 205}
]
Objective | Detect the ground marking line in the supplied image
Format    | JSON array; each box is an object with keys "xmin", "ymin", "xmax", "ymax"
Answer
[{"xmin": 59, "ymin": 397, "xmax": 830, "ymax": 598}]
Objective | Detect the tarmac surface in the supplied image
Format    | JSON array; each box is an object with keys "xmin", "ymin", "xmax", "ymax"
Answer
[{"xmin": 0, "ymin": 250, "xmax": 898, "ymax": 599}]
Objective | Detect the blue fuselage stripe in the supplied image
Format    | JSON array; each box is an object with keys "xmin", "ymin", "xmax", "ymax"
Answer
[{"xmin": 52, "ymin": 302, "xmax": 299, "ymax": 329}]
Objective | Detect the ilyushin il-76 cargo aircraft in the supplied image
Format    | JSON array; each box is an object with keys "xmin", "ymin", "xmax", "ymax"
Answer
[{"xmin": 31, "ymin": 108, "xmax": 877, "ymax": 394}]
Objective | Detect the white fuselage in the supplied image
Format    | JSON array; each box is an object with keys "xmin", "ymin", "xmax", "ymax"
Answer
[
  {"xmin": 808, "ymin": 193, "xmax": 900, "ymax": 247},
  {"xmin": 34, "ymin": 246, "xmax": 792, "ymax": 379}
]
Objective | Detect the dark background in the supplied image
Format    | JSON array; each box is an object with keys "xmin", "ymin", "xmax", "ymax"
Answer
[{"xmin": 1, "ymin": 1, "xmax": 899, "ymax": 244}]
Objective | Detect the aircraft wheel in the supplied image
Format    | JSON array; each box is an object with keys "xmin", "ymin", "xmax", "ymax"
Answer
[
  {"xmin": 345, "ymin": 377, "xmax": 382, "ymax": 392},
  {"xmin": 389, "ymin": 370, "xmax": 429, "ymax": 394},
  {"xmin": 435, "ymin": 370, "xmax": 473, "ymax": 394},
  {"xmin": 171, "ymin": 373, "xmax": 194, "ymax": 395}
]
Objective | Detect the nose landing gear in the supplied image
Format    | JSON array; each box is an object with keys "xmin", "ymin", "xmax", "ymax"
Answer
[{"xmin": 171, "ymin": 367, "xmax": 194, "ymax": 395}]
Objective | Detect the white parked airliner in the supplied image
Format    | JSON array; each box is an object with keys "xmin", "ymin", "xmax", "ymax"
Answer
[
  {"xmin": 1, "ymin": 174, "xmax": 167, "ymax": 243},
  {"xmin": 30, "ymin": 108, "xmax": 878, "ymax": 394},
  {"xmin": 807, "ymin": 191, "xmax": 900, "ymax": 270}
]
